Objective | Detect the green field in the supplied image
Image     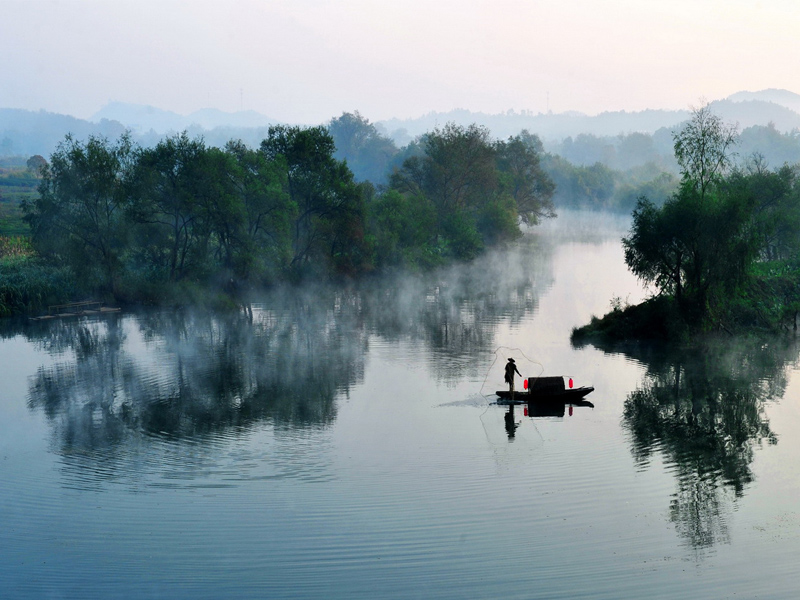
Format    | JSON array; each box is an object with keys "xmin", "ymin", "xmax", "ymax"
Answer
[{"xmin": 0, "ymin": 162, "xmax": 37, "ymax": 236}]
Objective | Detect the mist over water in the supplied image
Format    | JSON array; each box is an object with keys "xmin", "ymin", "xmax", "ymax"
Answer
[{"xmin": 1, "ymin": 210, "xmax": 800, "ymax": 599}]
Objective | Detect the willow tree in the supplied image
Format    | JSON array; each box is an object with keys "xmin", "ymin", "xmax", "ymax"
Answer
[
  {"xmin": 673, "ymin": 104, "xmax": 738, "ymax": 201},
  {"xmin": 390, "ymin": 123, "xmax": 553, "ymax": 260},
  {"xmin": 260, "ymin": 125, "xmax": 369, "ymax": 277},
  {"xmin": 623, "ymin": 106, "xmax": 752, "ymax": 325},
  {"xmin": 495, "ymin": 130, "xmax": 555, "ymax": 225},
  {"xmin": 25, "ymin": 133, "xmax": 135, "ymax": 296}
]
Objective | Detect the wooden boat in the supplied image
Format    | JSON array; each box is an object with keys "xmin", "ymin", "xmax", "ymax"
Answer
[
  {"xmin": 496, "ymin": 376, "xmax": 594, "ymax": 404},
  {"xmin": 29, "ymin": 301, "xmax": 121, "ymax": 322}
]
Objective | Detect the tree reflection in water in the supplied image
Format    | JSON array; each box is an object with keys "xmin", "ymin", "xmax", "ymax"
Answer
[
  {"xmin": 360, "ymin": 235, "xmax": 554, "ymax": 383},
  {"xmin": 5, "ymin": 239, "xmax": 556, "ymax": 479},
  {"xmin": 19, "ymin": 295, "xmax": 367, "ymax": 458},
  {"xmin": 613, "ymin": 338, "xmax": 797, "ymax": 551}
]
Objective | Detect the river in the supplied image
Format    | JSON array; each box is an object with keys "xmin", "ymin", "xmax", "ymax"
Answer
[{"xmin": 1, "ymin": 210, "xmax": 799, "ymax": 599}]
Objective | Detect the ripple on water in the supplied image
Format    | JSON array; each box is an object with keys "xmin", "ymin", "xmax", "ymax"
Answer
[{"xmin": 48, "ymin": 417, "xmax": 338, "ymax": 493}]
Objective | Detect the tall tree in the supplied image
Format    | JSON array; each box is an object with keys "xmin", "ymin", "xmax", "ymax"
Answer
[
  {"xmin": 260, "ymin": 125, "xmax": 368, "ymax": 276},
  {"xmin": 673, "ymin": 104, "xmax": 738, "ymax": 201},
  {"xmin": 25, "ymin": 133, "xmax": 135, "ymax": 296},
  {"xmin": 624, "ymin": 107, "xmax": 760, "ymax": 326},
  {"xmin": 496, "ymin": 130, "xmax": 555, "ymax": 225},
  {"xmin": 223, "ymin": 140, "xmax": 293, "ymax": 282},
  {"xmin": 128, "ymin": 132, "xmax": 210, "ymax": 283},
  {"xmin": 328, "ymin": 111, "xmax": 398, "ymax": 184},
  {"xmin": 390, "ymin": 123, "xmax": 554, "ymax": 259}
]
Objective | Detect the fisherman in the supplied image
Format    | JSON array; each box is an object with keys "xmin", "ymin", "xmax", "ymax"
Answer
[{"xmin": 504, "ymin": 357, "xmax": 522, "ymax": 395}]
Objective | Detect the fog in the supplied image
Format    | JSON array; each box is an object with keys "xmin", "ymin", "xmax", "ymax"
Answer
[
  {"xmin": 2, "ymin": 1, "xmax": 798, "ymax": 123},
  {"xmin": 7, "ymin": 209, "xmax": 798, "ymax": 553},
  {"xmin": 4, "ymin": 210, "xmax": 800, "ymax": 600}
]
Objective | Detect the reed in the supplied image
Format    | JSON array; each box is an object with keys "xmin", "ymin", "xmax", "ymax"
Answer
[
  {"xmin": 0, "ymin": 254, "xmax": 75, "ymax": 317},
  {"xmin": 0, "ymin": 235, "xmax": 34, "ymax": 259}
]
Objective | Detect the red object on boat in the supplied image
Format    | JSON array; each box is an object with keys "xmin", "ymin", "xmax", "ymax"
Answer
[
  {"xmin": 523, "ymin": 379, "xmax": 528, "ymax": 390},
  {"xmin": 568, "ymin": 378, "xmax": 573, "ymax": 388},
  {"xmin": 524, "ymin": 406, "xmax": 528, "ymax": 416}
]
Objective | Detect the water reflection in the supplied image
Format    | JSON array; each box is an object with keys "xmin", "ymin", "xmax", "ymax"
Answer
[
  {"xmin": 0, "ymin": 240, "xmax": 557, "ymax": 484},
  {"xmin": 526, "ymin": 399, "xmax": 594, "ymax": 418},
  {"xmin": 359, "ymin": 235, "xmax": 554, "ymax": 382},
  {"xmin": 579, "ymin": 336, "xmax": 798, "ymax": 550},
  {"xmin": 8, "ymin": 302, "xmax": 365, "ymax": 487},
  {"xmin": 504, "ymin": 404, "xmax": 520, "ymax": 438}
]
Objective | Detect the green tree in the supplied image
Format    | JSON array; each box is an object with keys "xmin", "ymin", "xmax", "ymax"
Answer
[
  {"xmin": 624, "ymin": 197, "xmax": 687, "ymax": 303},
  {"xmin": 390, "ymin": 124, "xmax": 494, "ymax": 259},
  {"xmin": 390, "ymin": 123, "xmax": 542, "ymax": 260},
  {"xmin": 223, "ymin": 140, "xmax": 293, "ymax": 283},
  {"xmin": 367, "ymin": 188, "xmax": 438, "ymax": 269},
  {"xmin": 127, "ymin": 132, "xmax": 212, "ymax": 284},
  {"xmin": 623, "ymin": 108, "xmax": 755, "ymax": 326},
  {"xmin": 495, "ymin": 130, "xmax": 555, "ymax": 225},
  {"xmin": 25, "ymin": 133, "xmax": 135, "ymax": 296},
  {"xmin": 738, "ymin": 123, "xmax": 800, "ymax": 168},
  {"xmin": 542, "ymin": 155, "xmax": 617, "ymax": 210},
  {"xmin": 723, "ymin": 159, "xmax": 800, "ymax": 261},
  {"xmin": 328, "ymin": 112, "xmax": 398, "ymax": 184},
  {"xmin": 26, "ymin": 155, "xmax": 47, "ymax": 174},
  {"xmin": 673, "ymin": 104, "xmax": 738, "ymax": 200},
  {"xmin": 260, "ymin": 125, "xmax": 369, "ymax": 276}
]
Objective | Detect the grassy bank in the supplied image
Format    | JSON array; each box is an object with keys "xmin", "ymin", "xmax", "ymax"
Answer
[
  {"xmin": 571, "ymin": 296, "xmax": 690, "ymax": 345},
  {"xmin": 0, "ymin": 237, "xmax": 75, "ymax": 317}
]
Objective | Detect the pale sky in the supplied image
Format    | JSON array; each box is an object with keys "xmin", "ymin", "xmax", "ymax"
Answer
[{"xmin": 3, "ymin": 0, "xmax": 799, "ymax": 124}]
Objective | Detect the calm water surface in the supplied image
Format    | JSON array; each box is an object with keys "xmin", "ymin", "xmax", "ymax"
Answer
[{"xmin": 2, "ymin": 211, "xmax": 800, "ymax": 599}]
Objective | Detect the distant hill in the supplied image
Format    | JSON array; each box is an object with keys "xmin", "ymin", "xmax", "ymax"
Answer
[
  {"xmin": 188, "ymin": 108, "xmax": 276, "ymax": 130},
  {"xmin": 0, "ymin": 108, "xmax": 127, "ymax": 157},
  {"xmin": 727, "ymin": 89, "xmax": 800, "ymax": 114},
  {"xmin": 91, "ymin": 102, "xmax": 187, "ymax": 133},
  {"xmin": 0, "ymin": 106, "xmax": 279, "ymax": 158},
  {"xmin": 709, "ymin": 97, "xmax": 800, "ymax": 131},
  {"xmin": 2, "ymin": 90, "xmax": 799, "ymax": 160},
  {"xmin": 91, "ymin": 102, "xmax": 276, "ymax": 133},
  {"xmin": 377, "ymin": 91, "xmax": 800, "ymax": 144},
  {"xmin": 378, "ymin": 108, "xmax": 693, "ymax": 144}
]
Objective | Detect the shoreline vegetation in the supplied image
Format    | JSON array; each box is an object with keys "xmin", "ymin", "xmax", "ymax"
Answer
[
  {"xmin": 3, "ymin": 118, "xmax": 559, "ymax": 317},
  {"xmin": 3, "ymin": 107, "xmax": 800, "ymax": 341},
  {"xmin": 573, "ymin": 105, "xmax": 800, "ymax": 344}
]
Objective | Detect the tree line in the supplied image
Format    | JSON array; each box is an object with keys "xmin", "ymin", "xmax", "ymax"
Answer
[
  {"xmin": 574, "ymin": 105, "xmax": 800, "ymax": 339},
  {"xmin": 19, "ymin": 122, "xmax": 554, "ymax": 307}
]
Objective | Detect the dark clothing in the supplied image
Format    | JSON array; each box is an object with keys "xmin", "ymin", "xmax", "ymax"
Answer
[{"xmin": 504, "ymin": 361, "xmax": 522, "ymax": 391}]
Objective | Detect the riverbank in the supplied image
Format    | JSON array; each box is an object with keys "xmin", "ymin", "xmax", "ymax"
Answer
[
  {"xmin": 570, "ymin": 295, "xmax": 690, "ymax": 345},
  {"xmin": 571, "ymin": 268, "xmax": 800, "ymax": 346}
]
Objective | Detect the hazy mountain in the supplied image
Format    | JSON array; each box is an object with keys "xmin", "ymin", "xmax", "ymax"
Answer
[
  {"xmin": 2, "ymin": 89, "xmax": 799, "ymax": 159},
  {"xmin": 91, "ymin": 102, "xmax": 187, "ymax": 133},
  {"xmin": 708, "ymin": 97, "xmax": 800, "ymax": 131},
  {"xmin": 0, "ymin": 108, "xmax": 127, "ymax": 157},
  {"xmin": 187, "ymin": 108, "xmax": 276, "ymax": 130},
  {"xmin": 727, "ymin": 89, "xmax": 800, "ymax": 114},
  {"xmin": 378, "ymin": 91, "xmax": 800, "ymax": 144},
  {"xmin": 378, "ymin": 108, "xmax": 694, "ymax": 143},
  {"xmin": 91, "ymin": 102, "xmax": 276, "ymax": 133}
]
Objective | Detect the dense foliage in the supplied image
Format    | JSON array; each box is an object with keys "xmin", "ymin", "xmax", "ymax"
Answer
[
  {"xmin": 387, "ymin": 124, "xmax": 554, "ymax": 264},
  {"xmin": 576, "ymin": 105, "xmax": 800, "ymax": 339},
  {"xmin": 21, "ymin": 123, "xmax": 554, "ymax": 307},
  {"xmin": 328, "ymin": 112, "xmax": 399, "ymax": 185},
  {"xmin": 0, "ymin": 236, "xmax": 74, "ymax": 317}
]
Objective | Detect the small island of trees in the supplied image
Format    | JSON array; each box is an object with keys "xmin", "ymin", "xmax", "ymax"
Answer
[{"xmin": 572, "ymin": 105, "xmax": 800, "ymax": 342}]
